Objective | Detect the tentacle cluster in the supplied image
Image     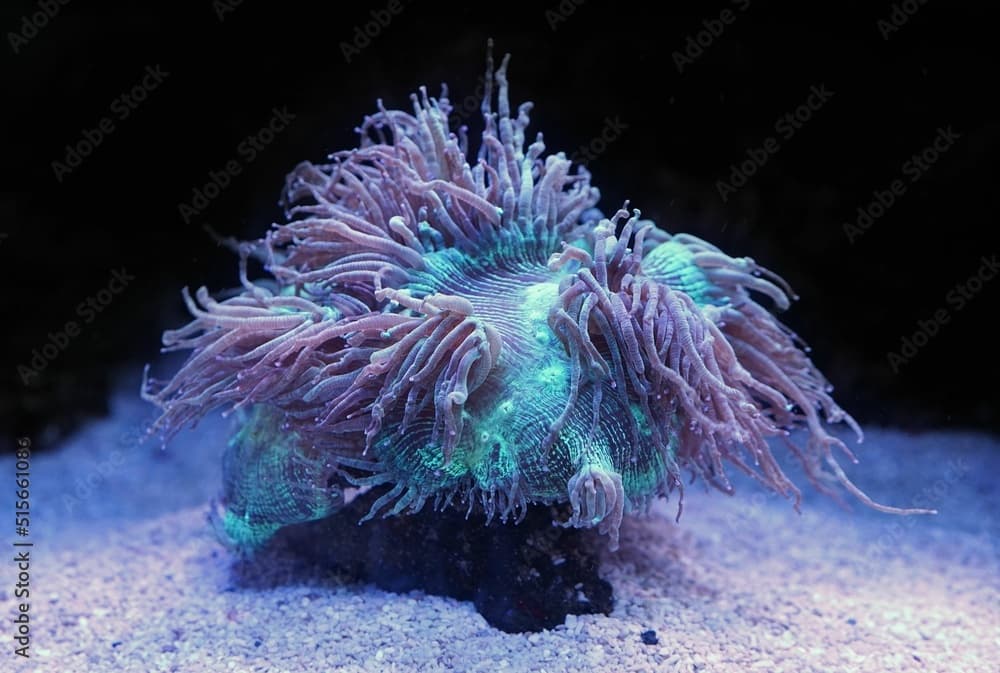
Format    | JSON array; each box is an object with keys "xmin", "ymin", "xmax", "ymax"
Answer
[{"xmin": 143, "ymin": 44, "xmax": 931, "ymax": 553}]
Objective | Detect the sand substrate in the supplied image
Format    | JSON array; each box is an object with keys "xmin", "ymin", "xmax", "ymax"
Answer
[{"xmin": 3, "ymin": 379, "xmax": 998, "ymax": 672}]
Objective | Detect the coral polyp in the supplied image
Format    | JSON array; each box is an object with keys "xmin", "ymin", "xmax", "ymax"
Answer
[{"xmin": 143, "ymin": 48, "xmax": 929, "ymax": 552}]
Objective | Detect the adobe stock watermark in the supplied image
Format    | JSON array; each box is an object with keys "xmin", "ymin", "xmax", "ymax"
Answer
[
  {"xmin": 213, "ymin": 0, "xmax": 245, "ymax": 22},
  {"xmin": 446, "ymin": 74, "xmax": 488, "ymax": 130},
  {"xmin": 842, "ymin": 126, "xmax": 960, "ymax": 244},
  {"xmin": 853, "ymin": 454, "xmax": 964, "ymax": 573},
  {"xmin": 877, "ymin": 0, "xmax": 932, "ymax": 40},
  {"xmin": 7, "ymin": 0, "xmax": 72, "ymax": 55},
  {"xmin": 340, "ymin": 0, "xmax": 410, "ymax": 64},
  {"xmin": 545, "ymin": 0, "xmax": 587, "ymax": 31},
  {"xmin": 673, "ymin": 0, "xmax": 752, "ymax": 74},
  {"xmin": 177, "ymin": 105, "xmax": 296, "ymax": 224},
  {"xmin": 886, "ymin": 253, "xmax": 998, "ymax": 373},
  {"xmin": 568, "ymin": 116, "xmax": 628, "ymax": 167},
  {"xmin": 715, "ymin": 83, "xmax": 834, "ymax": 203},
  {"xmin": 62, "ymin": 448, "xmax": 127, "ymax": 515},
  {"xmin": 51, "ymin": 64, "xmax": 171, "ymax": 183},
  {"xmin": 16, "ymin": 268, "xmax": 135, "ymax": 386},
  {"xmin": 61, "ymin": 418, "xmax": 152, "ymax": 515}
]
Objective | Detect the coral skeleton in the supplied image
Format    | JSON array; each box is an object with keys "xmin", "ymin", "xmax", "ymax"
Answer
[{"xmin": 143, "ymin": 44, "xmax": 931, "ymax": 552}]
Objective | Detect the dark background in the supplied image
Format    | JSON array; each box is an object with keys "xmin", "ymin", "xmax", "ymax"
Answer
[{"xmin": 3, "ymin": 0, "xmax": 998, "ymax": 451}]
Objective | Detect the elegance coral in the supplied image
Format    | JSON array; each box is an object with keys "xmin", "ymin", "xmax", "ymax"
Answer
[{"xmin": 143, "ymin": 45, "xmax": 931, "ymax": 552}]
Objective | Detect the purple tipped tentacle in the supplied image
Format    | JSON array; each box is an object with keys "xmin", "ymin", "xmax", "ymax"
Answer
[
  {"xmin": 545, "ymin": 208, "xmax": 847, "ymax": 510},
  {"xmin": 141, "ymin": 282, "xmax": 358, "ymax": 441},
  {"xmin": 565, "ymin": 464, "xmax": 626, "ymax": 551},
  {"xmin": 316, "ymin": 288, "xmax": 501, "ymax": 465}
]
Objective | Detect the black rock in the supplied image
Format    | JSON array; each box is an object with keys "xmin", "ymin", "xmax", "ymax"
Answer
[{"xmin": 260, "ymin": 487, "xmax": 614, "ymax": 633}]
